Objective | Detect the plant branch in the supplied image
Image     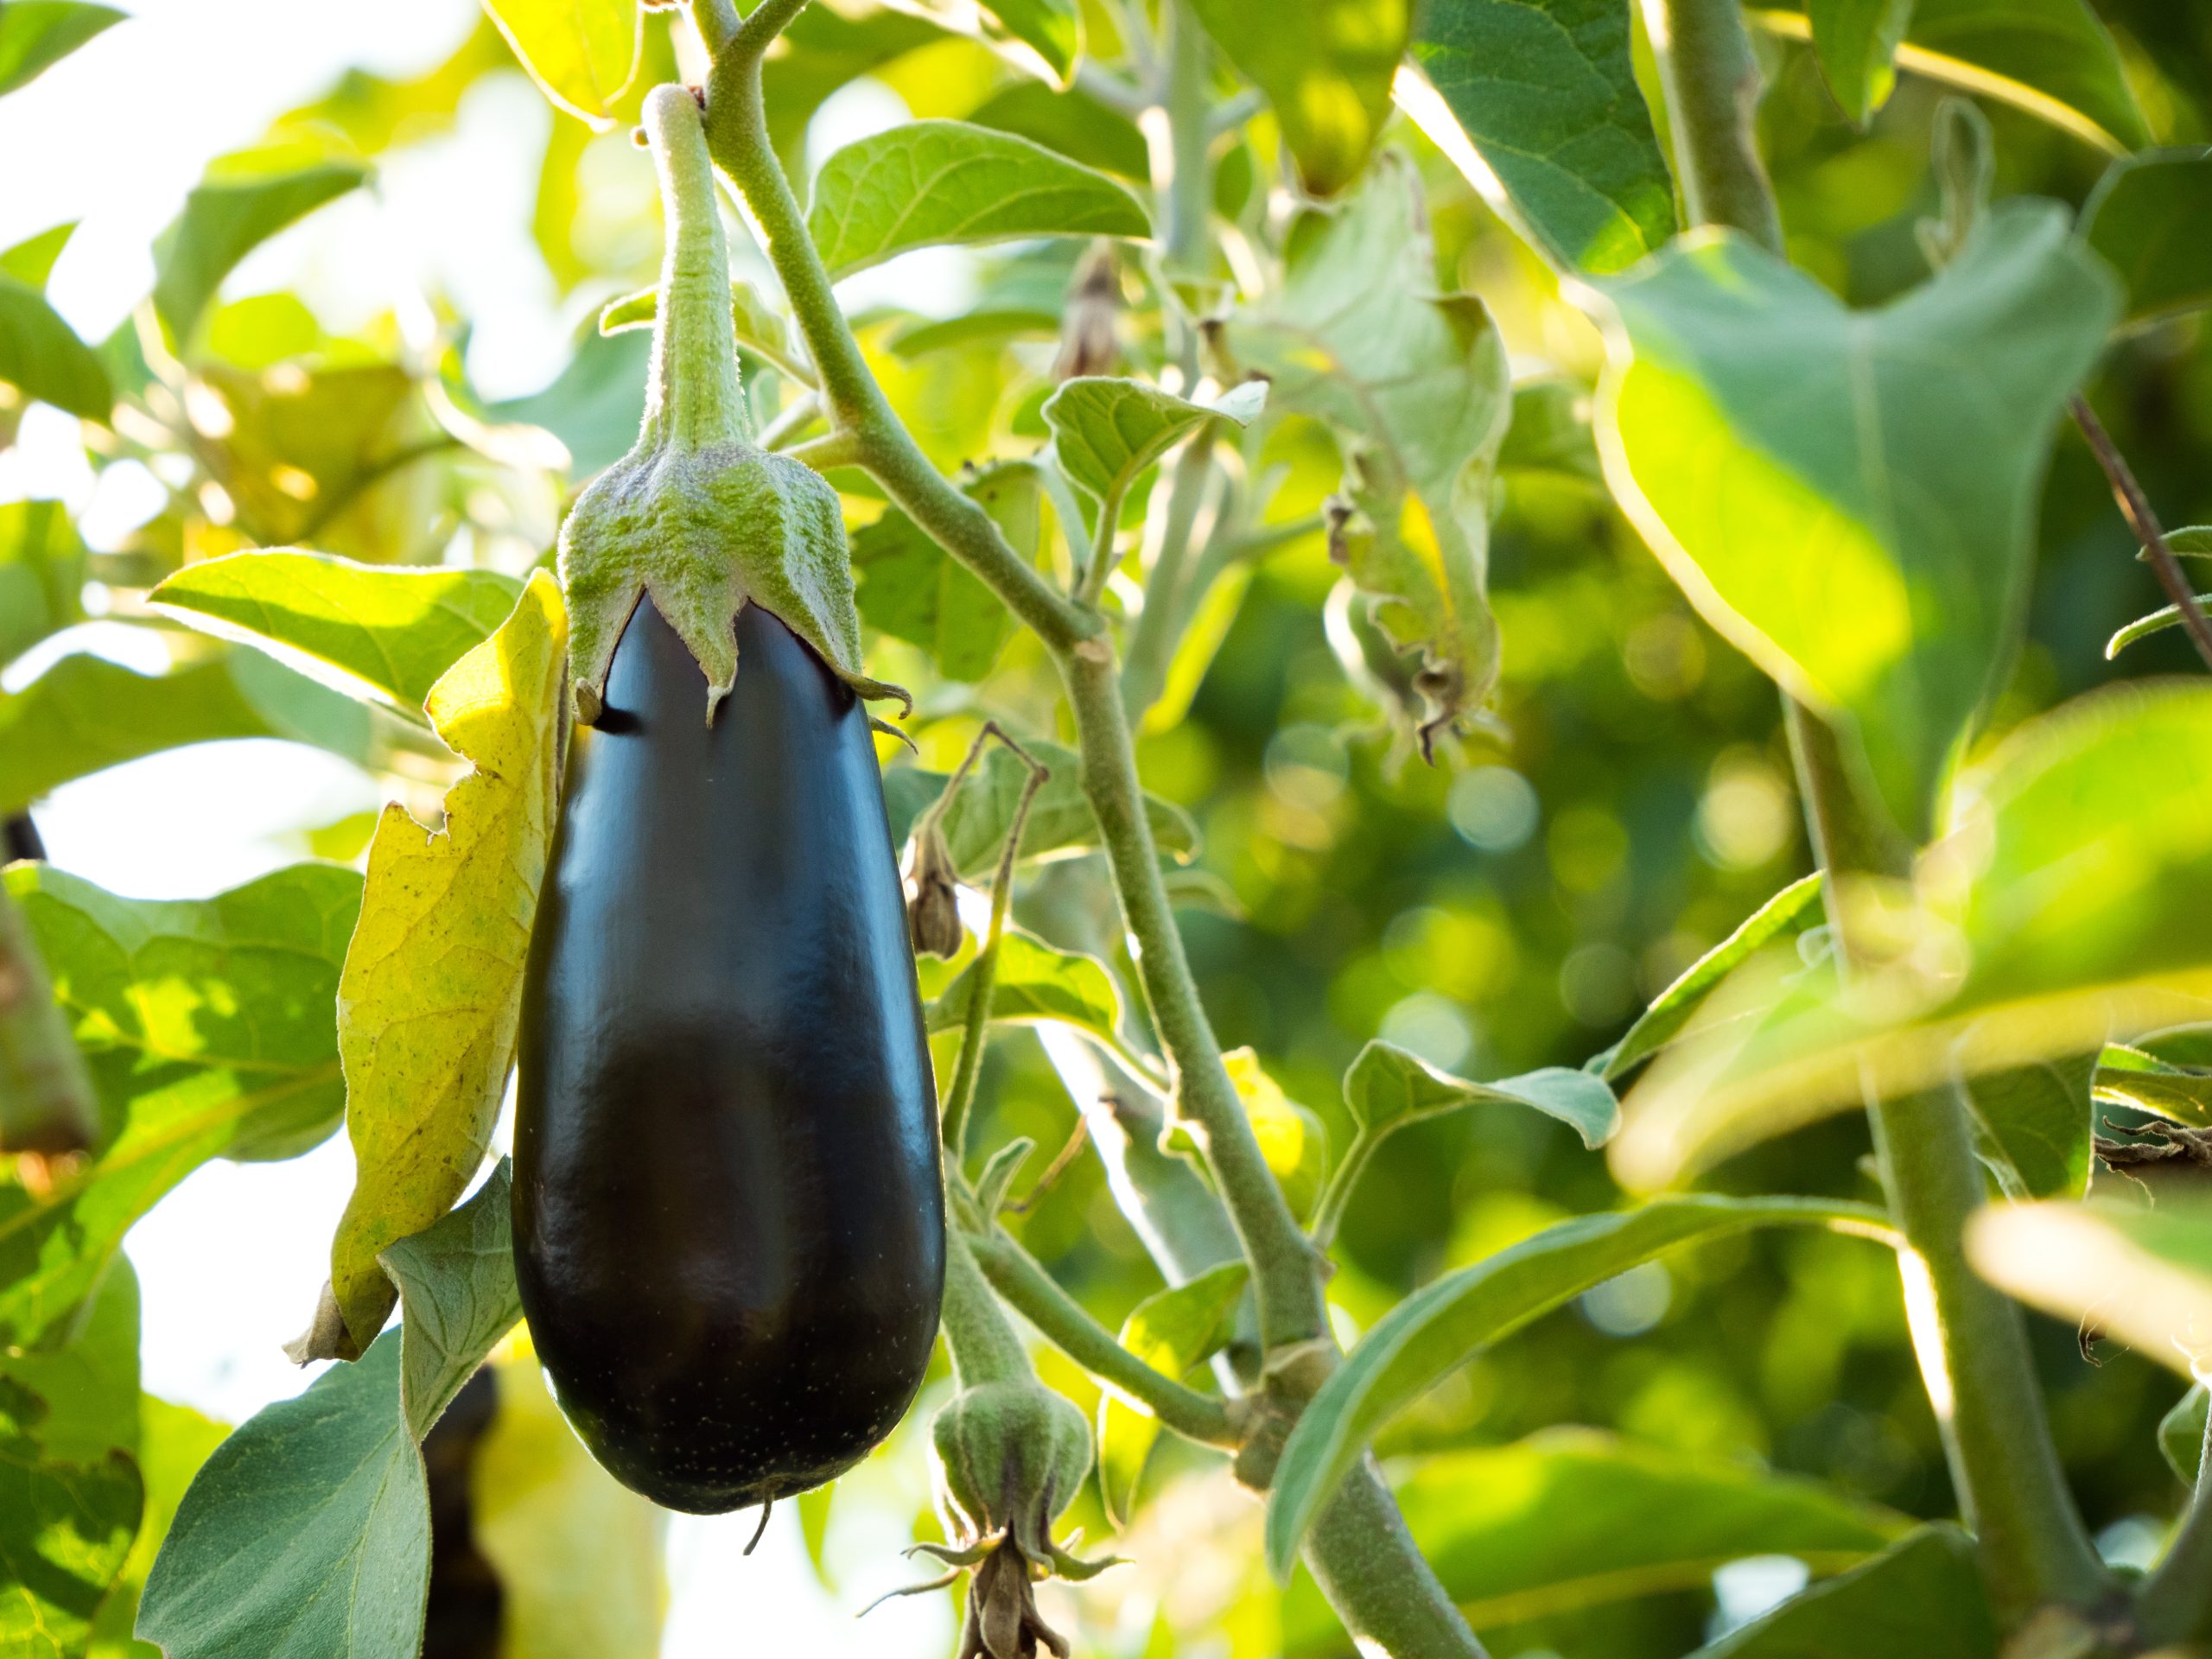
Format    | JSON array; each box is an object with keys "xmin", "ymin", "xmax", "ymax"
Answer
[
  {"xmin": 966, "ymin": 1227, "xmax": 1237, "ymax": 1446},
  {"xmin": 2070, "ymin": 394, "xmax": 2212, "ymax": 671},
  {"xmin": 781, "ymin": 427, "xmax": 861, "ymax": 473},
  {"xmin": 2138, "ymin": 1401, "xmax": 2212, "ymax": 1644},
  {"xmin": 1120, "ymin": 429, "xmax": 1215, "ymax": 716},
  {"xmin": 1640, "ymin": 0, "xmax": 1784, "ymax": 253},
  {"xmin": 0, "ymin": 873, "xmax": 99, "ymax": 1156},
  {"xmin": 689, "ymin": 0, "xmax": 741, "ymax": 54},
  {"xmin": 1306, "ymin": 1128, "xmax": 1380, "ymax": 1253}
]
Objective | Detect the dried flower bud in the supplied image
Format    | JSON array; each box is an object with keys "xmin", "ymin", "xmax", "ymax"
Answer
[
  {"xmin": 906, "ymin": 820, "xmax": 963, "ymax": 957},
  {"xmin": 1052, "ymin": 245, "xmax": 1121, "ymax": 382}
]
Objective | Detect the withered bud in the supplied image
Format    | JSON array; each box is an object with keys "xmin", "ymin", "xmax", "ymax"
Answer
[
  {"xmin": 906, "ymin": 820, "xmax": 963, "ymax": 957},
  {"xmin": 1052, "ymin": 245, "xmax": 1121, "ymax": 382}
]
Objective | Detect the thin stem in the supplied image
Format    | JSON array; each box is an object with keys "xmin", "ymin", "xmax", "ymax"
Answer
[
  {"xmin": 690, "ymin": 0, "xmax": 740, "ymax": 53},
  {"xmin": 966, "ymin": 1228, "xmax": 1237, "ymax": 1445},
  {"xmin": 1078, "ymin": 490, "xmax": 1123, "ymax": 606},
  {"xmin": 1119, "ymin": 429, "xmax": 1215, "ymax": 716},
  {"xmin": 0, "ymin": 874, "xmax": 99, "ymax": 1156},
  {"xmin": 1306, "ymin": 1129, "xmax": 1379, "ymax": 1253},
  {"xmin": 1156, "ymin": 0, "xmax": 1213, "ymax": 277},
  {"xmin": 756, "ymin": 388, "xmax": 822, "ymax": 451},
  {"xmin": 731, "ymin": 0, "xmax": 810, "ymax": 59},
  {"xmin": 2138, "ymin": 1402, "xmax": 2212, "ymax": 1643},
  {"xmin": 942, "ymin": 1225, "xmax": 1033, "ymax": 1389},
  {"xmin": 781, "ymin": 428, "xmax": 861, "ymax": 473},
  {"xmin": 1640, "ymin": 0, "xmax": 1784, "ymax": 253},
  {"xmin": 2071, "ymin": 394, "xmax": 2212, "ymax": 671},
  {"xmin": 1073, "ymin": 60, "xmax": 1150, "ymax": 118}
]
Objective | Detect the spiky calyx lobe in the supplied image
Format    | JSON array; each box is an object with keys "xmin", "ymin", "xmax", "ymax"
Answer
[{"xmin": 558, "ymin": 84, "xmax": 904, "ymax": 726}]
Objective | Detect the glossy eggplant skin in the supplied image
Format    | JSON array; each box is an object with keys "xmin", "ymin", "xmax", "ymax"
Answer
[{"xmin": 515, "ymin": 595, "xmax": 942, "ymax": 1515}]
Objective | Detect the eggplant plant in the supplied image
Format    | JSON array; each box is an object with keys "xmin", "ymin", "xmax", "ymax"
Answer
[{"xmin": 5, "ymin": 0, "xmax": 2212, "ymax": 1656}]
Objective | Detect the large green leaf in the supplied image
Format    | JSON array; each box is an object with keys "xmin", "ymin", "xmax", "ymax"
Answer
[
  {"xmin": 1959, "ymin": 1053, "xmax": 2094, "ymax": 1201},
  {"xmin": 1098, "ymin": 1262, "xmax": 1248, "ymax": 1526},
  {"xmin": 0, "ymin": 1380, "xmax": 140, "ymax": 1659},
  {"xmin": 0, "ymin": 648, "xmax": 381, "ymax": 817},
  {"xmin": 0, "ymin": 276, "xmax": 111, "ymax": 423},
  {"xmin": 152, "ymin": 149, "xmax": 371, "ymax": 343},
  {"xmin": 1615, "ymin": 683, "xmax": 2212, "ymax": 1186},
  {"xmin": 883, "ymin": 735, "xmax": 1199, "ymax": 877},
  {"xmin": 86, "ymin": 1396, "xmax": 229, "ymax": 1659},
  {"xmin": 378, "ymin": 1162, "xmax": 521, "ymax": 1440},
  {"xmin": 0, "ymin": 2, "xmax": 123, "ymax": 96},
  {"xmin": 927, "ymin": 928, "xmax": 1125, "ymax": 1049},
  {"xmin": 1043, "ymin": 377, "xmax": 1266, "ymax": 518},
  {"xmin": 152, "ymin": 550, "xmax": 525, "ymax": 710},
  {"xmin": 1403, "ymin": 0, "xmax": 1675, "ymax": 274},
  {"xmin": 1345, "ymin": 1039, "xmax": 1618, "ymax": 1148},
  {"xmin": 1692, "ymin": 1525, "xmax": 1995, "ymax": 1658},
  {"xmin": 1805, "ymin": 0, "xmax": 1916, "ymax": 124},
  {"xmin": 137, "ymin": 1332, "xmax": 428, "ymax": 1659},
  {"xmin": 482, "ymin": 0, "xmax": 639, "ymax": 129},
  {"xmin": 2082, "ymin": 149, "xmax": 2212, "ymax": 327},
  {"xmin": 1389, "ymin": 1429, "xmax": 1908, "ymax": 1627},
  {"xmin": 1591, "ymin": 201, "xmax": 2117, "ymax": 840},
  {"xmin": 310, "ymin": 575, "xmax": 565, "ymax": 1358},
  {"xmin": 1186, "ymin": 0, "xmax": 1408, "ymax": 198},
  {"xmin": 1, "ymin": 863, "xmax": 360, "ymax": 1348},
  {"xmin": 1970, "ymin": 1198, "xmax": 2212, "ymax": 1379},
  {"xmin": 969, "ymin": 0, "xmax": 1081, "ymax": 87},
  {"xmin": 851, "ymin": 462, "xmax": 1033, "ymax": 683},
  {"xmin": 0, "ymin": 499, "xmax": 86, "ymax": 667},
  {"xmin": 805, "ymin": 120, "xmax": 1148, "ymax": 279},
  {"xmin": 1222, "ymin": 153, "xmax": 1511, "ymax": 750},
  {"xmin": 1263, "ymin": 1195, "xmax": 1897, "ymax": 1578}
]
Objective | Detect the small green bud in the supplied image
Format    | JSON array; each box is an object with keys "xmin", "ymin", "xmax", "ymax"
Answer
[{"xmin": 932, "ymin": 1378, "xmax": 1092, "ymax": 1559}]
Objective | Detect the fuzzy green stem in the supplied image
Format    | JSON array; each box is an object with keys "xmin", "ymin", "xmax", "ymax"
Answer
[
  {"xmin": 638, "ymin": 86, "xmax": 747, "ymax": 452},
  {"xmin": 2138, "ymin": 1404, "xmax": 2212, "ymax": 1643},
  {"xmin": 1640, "ymin": 0, "xmax": 1784, "ymax": 253},
  {"xmin": 1306, "ymin": 1129, "xmax": 1380, "ymax": 1253},
  {"xmin": 0, "ymin": 875, "xmax": 99, "ymax": 1156},
  {"xmin": 1156, "ymin": 0, "xmax": 1213, "ymax": 277},
  {"xmin": 942, "ymin": 1225, "xmax": 1033, "ymax": 1390},
  {"xmin": 967, "ymin": 1228, "xmax": 1237, "ymax": 1445},
  {"xmin": 1120, "ymin": 430, "xmax": 1214, "ymax": 716},
  {"xmin": 1306, "ymin": 1463, "xmax": 1491, "ymax": 1658}
]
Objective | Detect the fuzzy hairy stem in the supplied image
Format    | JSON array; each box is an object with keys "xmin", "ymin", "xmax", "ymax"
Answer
[
  {"xmin": 2138, "ymin": 1403, "xmax": 2212, "ymax": 1643},
  {"xmin": 1306, "ymin": 1461, "xmax": 1491, "ymax": 1658},
  {"xmin": 1640, "ymin": 0, "xmax": 1783, "ymax": 253},
  {"xmin": 966, "ymin": 1228, "xmax": 1237, "ymax": 1445}
]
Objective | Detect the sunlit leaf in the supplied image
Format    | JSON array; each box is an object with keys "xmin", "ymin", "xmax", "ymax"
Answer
[
  {"xmin": 1220, "ymin": 1048, "xmax": 1329, "ymax": 1222},
  {"xmin": 1043, "ymin": 376, "xmax": 1266, "ymax": 518},
  {"xmin": 0, "ymin": 1262, "xmax": 139, "ymax": 1466},
  {"xmin": 884, "ymin": 736, "xmax": 1199, "ymax": 877},
  {"xmin": 1389, "ymin": 1428, "xmax": 1908, "ymax": 1627},
  {"xmin": 1969, "ymin": 1198, "xmax": 2212, "ymax": 1377},
  {"xmin": 0, "ymin": 276, "xmax": 111, "ymax": 422},
  {"xmin": 1347, "ymin": 1039, "xmax": 1618, "ymax": 1148},
  {"xmin": 0, "ymin": 1, "xmax": 123, "ymax": 96},
  {"xmin": 152, "ymin": 149, "xmax": 371, "ymax": 343},
  {"xmin": 1805, "ymin": 0, "xmax": 1915, "ymax": 124},
  {"xmin": 972, "ymin": 0, "xmax": 1081, "ymax": 86},
  {"xmin": 85, "ymin": 1397, "xmax": 229, "ymax": 1659},
  {"xmin": 0, "ymin": 1379, "xmax": 139, "ymax": 1659},
  {"xmin": 0, "ymin": 221, "xmax": 78, "ymax": 290},
  {"xmin": 1223, "ymin": 153, "xmax": 1510, "ymax": 748},
  {"xmin": 2094, "ymin": 1044, "xmax": 2212, "ymax": 1129},
  {"xmin": 153, "ymin": 550, "xmax": 526, "ymax": 709},
  {"xmin": 138, "ymin": 1332, "xmax": 428, "ymax": 1659},
  {"xmin": 805, "ymin": 120, "xmax": 1148, "ymax": 279},
  {"xmin": 852, "ymin": 461, "xmax": 1033, "ymax": 682},
  {"xmin": 0, "ymin": 499, "xmax": 86, "ymax": 667},
  {"xmin": 1591, "ymin": 201, "xmax": 2117, "ymax": 840},
  {"xmin": 1960, "ymin": 1054, "xmax": 2094, "ymax": 1201},
  {"xmin": 2083, "ymin": 149, "xmax": 2212, "ymax": 327},
  {"xmin": 928, "ymin": 929, "xmax": 1124, "ymax": 1047},
  {"xmin": 474, "ymin": 1352, "xmax": 667, "ymax": 1659},
  {"xmin": 969, "ymin": 79, "xmax": 1146, "ymax": 179},
  {"xmin": 1264, "ymin": 1194, "xmax": 1897, "ymax": 1578},
  {"xmin": 2161, "ymin": 1384, "xmax": 2206, "ymax": 1484},
  {"xmin": 312, "ymin": 575, "xmax": 566, "ymax": 1357},
  {"xmin": 1187, "ymin": 0, "xmax": 1407, "ymax": 198},
  {"xmin": 1098, "ymin": 1262, "xmax": 1247, "ymax": 1526},
  {"xmin": 481, "ymin": 0, "xmax": 639, "ymax": 129},
  {"xmin": 1691, "ymin": 1525, "xmax": 1995, "ymax": 1658},
  {"xmin": 1402, "ymin": 0, "xmax": 1675, "ymax": 273},
  {"xmin": 0, "ymin": 649, "xmax": 381, "ymax": 817},
  {"xmin": 0, "ymin": 863, "xmax": 360, "ymax": 1348},
  {"xmin": 379, "ymin": 1162, "xmax": 522, "ymax": 1440}
]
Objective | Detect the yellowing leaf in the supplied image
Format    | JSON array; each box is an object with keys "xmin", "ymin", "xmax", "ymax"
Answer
[
  {"xmin": 315, "ymin": 574, "xmax": 566, "ymax": 1357},
  {"xmin": 482, "ymin": 0, "xmax": 641, "ymax": 130},
  {"xmin": 1223, "ymin": 1048, "xmax": 1328, "ymax": 1223}
]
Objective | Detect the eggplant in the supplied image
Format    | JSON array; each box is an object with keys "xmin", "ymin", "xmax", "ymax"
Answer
[{"xmin": 514, "ymin": 594, "xmax": 942, "ymax": 1513}]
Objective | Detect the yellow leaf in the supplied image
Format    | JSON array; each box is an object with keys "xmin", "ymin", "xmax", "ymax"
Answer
[{"xmin": 482, "ymin": 0, "xmax": 642, "ymax": 130}]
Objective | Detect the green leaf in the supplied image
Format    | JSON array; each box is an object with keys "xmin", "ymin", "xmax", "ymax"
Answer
[
  {"xmin": 974, "ymin": 0, "xmax": 1081, "ymax": 87},
  {"xmin": 0, "ymin": 221, "xmax": 79, "ymax": 290},
  {"xmin": 0, "ymin": 648, "xmax": 380, "ymax": 817},
  {"xmin": 1221, "ymin": 1049, "xmax": 1330, "ymax": 1224},
  {"xmin": 1616, "ymin": 683, "xmax": 2212, "ymax": 1186},
  {"xmin": 969, "ymin": 80, "xmax": 1147, "ymax": 180},
  {"xmin": 1603, "ymin": 874, "xmax": 1826, "ymax": 1082},
  {"xmin": 1970, "ymin": 1198, "xmax": 2212, "ymax": 1378},
  {"xmin": 1263, "ymin": 1194, "xmax": 1897, "ymax": 1578},
  {"xmin": 0, "ymin": 276, "xmax": 112, "ymax": 422},
  {"xmin": 0, "ymin": 1382, "xmax": 140, "ymax": 1659},
  {"xmin": 1959, "ymin": 1054, "xmax": 2094, "ymax": 1201},
  {"xmin": 2083, "ymin": 149, "xmax": 2212, "ymax": 327},
  {"xmin": 1807, "ymin": 0, "xmax": 1916, "ymax": 124},
  {"xmin": 1897, "ymin": 0, "xmax": 2146, "ymax": 152},
  {"xmin": 1186, "ymin": 0, "xmax": 1408, "ymax": 198},
  {"xmin": 474, "ymin": 1354, "xmax": 667, "ymax": 1659},
  {"xmin": 1403, "ymin": 0, "xmax": 1675, "ymax": 274},
  {"xmin": 138, "ymin": 1331, "xmax": 429, "ymax": 1659},
  {"xmin": 152, "ymin": 550, "xmax": 526, "ymax": 710},
  {"xmin": 313, "ymin": 575, "xmax": 565, "ymax": 1358},
  {"xmin": 2161, "ymin": 1383, "xmax": 2206, "ymax": 1484},
  {"xmin": 1347, "ymin": 1039, "xmax": 1619, "ymax": 1148},
  {"xmin": 1098, "ymin": 1262, "xmax": 1248, "ymax": 1526},
  {"xmin": 1591, "ymin": 201, "xmax": 2117, "ymax": 840},
  {"xmin": 2, "ymin": 863, "xmax": 360, "ymax": 1348},
  {"xmin": 0, "ymin": 2, "xmax": 123, "ymax": 96},
  {"xmin": 1224, "ymin": 153, "xmax": 1511, "ymax": 748},
  {"xmin": 1392, "ymin": 1428, "xmax": 1908, "ymax": 1627},
  {"xmin": 2094, "ymin": 1044, "xmax": 2212, "ymax": 1129},
  {"xmin": 0, "ymin": 1261, "xmax": 139, "ymax": 1466},
  {"xmin": 0, "ymin": 499, "xmax": 86, "ymax": 667},
  {"xmin": 480, "ymin": 0, "xmax": 639, "ymax": 129},
  {"xmin": 487, "ymin": 327, "xmax": 649, "ymax": 480},
  {"xmin": 884, "ymin": 736, "xmax": 1199, "ymax": 878},
  {"xmin": 805, "ymin": 120, "xmax": 1149, "ymax": 280},
  {"xmin": 1498, "ymin": 376, "xmax": 1602, "ymax": 486},
  {"xmin": 928, "ymin": 929, "xmax": 1124, "ymax": 1047},
  {"xmin": 378, "ymin": 1161, "xmax": 522, "ymax": 1440},
  {"xmin": 852, "ymin": 462, "xmax": 1033, "ymax": 682},
  {"xmin": 1043, "ymin": 377, "xmax": 1267, "ymax": 514},
  {"xmin": 152, "ymin": 149, "xmax": 372, "ymax": 343},
  {"xmin": 86, "ymin": 1396, "xmax": 229, "ymax": 1659},
  {"xmin": 2107, "ymin": 596, "xmax": 2212, "ymax": 659},
  {"xmin": 1692, "ymin": 1525, "xmax": 1996, "ymax": 1659}
]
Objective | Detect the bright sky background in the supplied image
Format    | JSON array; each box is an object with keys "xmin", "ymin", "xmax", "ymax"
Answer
[{"xmin": 2, "ymin": 2, "xmax": 953, "ymax": 1647}]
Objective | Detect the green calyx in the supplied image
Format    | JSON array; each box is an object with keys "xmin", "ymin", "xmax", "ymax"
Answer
[
  {"xmin": 558, "ymin": 84, "xmax": 905, "ymax": 727},
  {"xmin": 932, "ymin": 1377, "xmax": 1094, "ymax": 1559}
]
